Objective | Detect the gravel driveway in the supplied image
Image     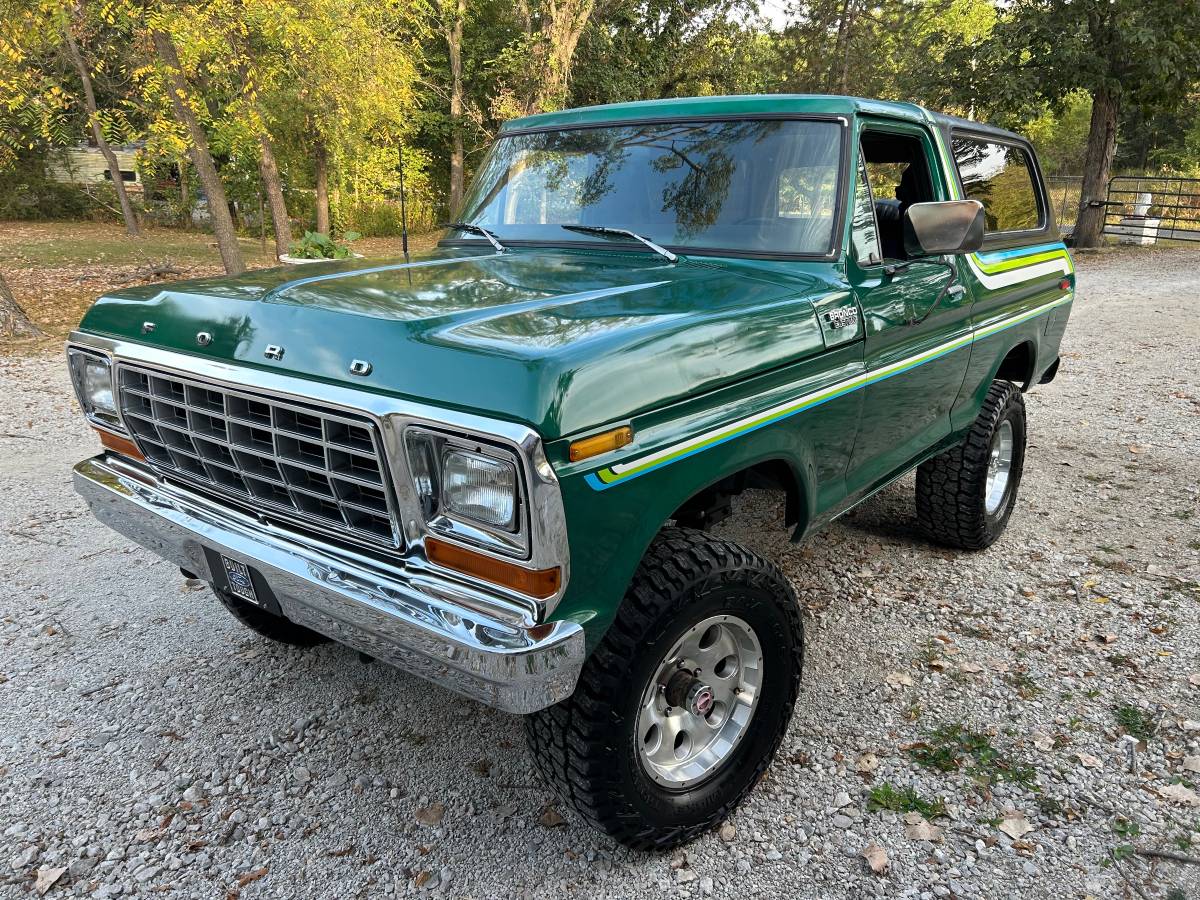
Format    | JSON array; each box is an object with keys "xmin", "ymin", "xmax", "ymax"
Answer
[{"xmin": 1, "ymin": 248, "xmax": 1198, "ymax": 900}]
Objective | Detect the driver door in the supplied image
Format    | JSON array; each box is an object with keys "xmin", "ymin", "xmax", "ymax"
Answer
[{"xmin": 844, "ymin": 122, "xmax": 975, "ymax": 498}]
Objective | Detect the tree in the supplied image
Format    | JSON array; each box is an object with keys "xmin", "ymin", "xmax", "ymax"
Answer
[
  {"xmin": 441, "ymin": 0, "xmax": 466, "ymax": 214},
  {"xmin": 150, "ymin": 28, "xmax": 245, "ymax": 274},
  {"xmin": 0, "ymin": 273, "xmax": 42, "ymax": 338},
  {"xmin": 505, "ymin": 0, "xmax": 597, "ymax": 115},
  {"xmin": 978, "ymin": 0, "xmax": 1200, "ymax": 247},
  {"xmin": 60, "ymin": 1, "xmax": 141, "ymax": 235}
]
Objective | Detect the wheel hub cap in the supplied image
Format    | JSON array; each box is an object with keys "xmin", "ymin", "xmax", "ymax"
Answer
[
  {"xmin": 984, "ymin": 419, "xmax": 1014, "ymax": 516},
  {"xmin": 636, "ymin": 615, "xmax": 763, "ymax": 789}
]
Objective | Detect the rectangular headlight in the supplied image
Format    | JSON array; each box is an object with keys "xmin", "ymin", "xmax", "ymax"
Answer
[
  {"xmin": 442, "ymin": 449, "xmax": 517, "ymax": 530},
  {"xmin": 404, "ymin": 428, "xmax": 527, "ymax": 555},
  {"xmin": 67, "ymin": 348, "xmax": 121, "ymax": 430}
]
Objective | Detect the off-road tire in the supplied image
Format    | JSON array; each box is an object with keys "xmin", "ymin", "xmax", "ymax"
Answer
[
  {"xmin": 916, "ymin": 379, "xmax": 1026, "ymax": 550},
  {"xmin": 212, "ymin": 587, "xmax": 330, "ymax": 647},
  {"xmin": 525, "ymin": 527, "xmax": 803, "ymax": 851}
]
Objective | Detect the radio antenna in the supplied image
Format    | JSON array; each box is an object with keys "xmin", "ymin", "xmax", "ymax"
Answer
[{"xmin": 398, "ymin": 141, "xmax": 410, "ymax": 263}]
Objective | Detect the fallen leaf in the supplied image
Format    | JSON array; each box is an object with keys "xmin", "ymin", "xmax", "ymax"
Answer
[
  {"xmin": 959, "ymin": 662, "xmax": 983, "ymax": 674},
  {"xmin": 538, "ymin": 805, "xmax": 566, "ymax": 828},
  {"xmin": 1159, "ymin": 783, "xmax": 1200, "ymax": 806},
  {"xmin": 135, "ymin": 828, "xmax": 163, "ymax": 843},
  {"xmin": 1076, "ymin": 753, "xmax": 1103, "ymax": 769},
  {"xmin": 493, "ymin": 802, "xmax": 517, "ymax": 821},
  {"xmin": 1032, "ymin": 733, "xmax": 1054, "ymax": 752},
  {"xmin": 1128, "ymin": 445, "xmax": 1142, "ymax": 454},
  {"xmin": 415, "ymin": 801, "xmax": 445, "ymax": 827},
  {"xmin": 861, "ymin": 844, "xmax": 889, "ymax": 875},
  {"xmin": 1096, "ymin": 633, "xmax": 1118, "ymax": 644},
  {"xmin": 1183, "ymin": 756, "xmax": 1200, "ymax": 773},
  {"xmin": 237, "ymin": 868, "xmax": 268, "ymax": 887},
  {"xmin": 855, "ymin": 753, "xmax": 879, "ymax": 774},
  {"xmin": 34, "ymin": 866, "xmax": 66, "ymax": 897},
  {"xmin": 998, "ymin": 811, "xmax": 1033, "ymax": 839},
  {"xmin": 669, "ymin": 850, "xmax": 688, "ymax": 870},
  {"xmin": 413, "ymin": 871, "xmax": 433, "ymax": 888},
  {"xmin": 903, "ymin": 813, "xmax": 943, "ymax": 843},
  {"xmin": 886, "ymin": 671, "xmax": 914, "ymax": 687}
]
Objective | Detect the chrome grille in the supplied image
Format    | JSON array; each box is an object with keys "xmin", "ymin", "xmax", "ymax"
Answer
[{"xmin": 116, "ymin": 365, "xmax": 401, "ymax": 549}]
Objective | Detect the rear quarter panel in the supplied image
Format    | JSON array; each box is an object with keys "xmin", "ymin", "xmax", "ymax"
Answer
[{"xmin": 929, "ymin": 122, "xmax": 1074, "ymax": 432}]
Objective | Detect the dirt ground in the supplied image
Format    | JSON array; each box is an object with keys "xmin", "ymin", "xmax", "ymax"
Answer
[{"xmin": 0, "ymin": 238, "xmax": 1197, "ymax": 899}]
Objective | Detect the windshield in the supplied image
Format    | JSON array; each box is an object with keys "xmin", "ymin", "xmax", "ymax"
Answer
[{"xmin": 456, "ymin": 119, "xmax": 844, "ymax": 256}]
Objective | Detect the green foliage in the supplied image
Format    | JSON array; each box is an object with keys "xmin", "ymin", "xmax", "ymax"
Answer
[
  {"xmin": 288, "ymin": 230, "xmax": 359, "ymax": 259},
  {"xmin": 3, "ymin": 0, "xmax": 1200, "ymax": 231},
  {"xmin": 867, "ymin": 783, "xmax": 948, "ymax": 819},
  {"xmin": 1113, "ymin": 705, "xmax": 1158, "ymax": 741},
  {"xmin": 908, "ymin": 723, "xmax": 1039, "ymax": 790}
]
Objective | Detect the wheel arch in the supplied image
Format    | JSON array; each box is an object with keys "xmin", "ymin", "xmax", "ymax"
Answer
[
  {"xmin": 669, "ymin": 455, "xmax": 810, "ymax": 537},
  {"xmin": 991, "ymin": 338, "xmax": 1038, "ymax": 391}
]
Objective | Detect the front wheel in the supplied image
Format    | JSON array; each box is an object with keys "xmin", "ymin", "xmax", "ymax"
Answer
[
  {"xmin": 212, "ymin": 586, "xmax": 330, "ymax": 647},
  {"xmin": 525, "ymin": 528, "xmax": 803, "ymax": 850},
  {"xmin": 916, "ymin": 379, "xmax": 1027, "ymax": 550}
]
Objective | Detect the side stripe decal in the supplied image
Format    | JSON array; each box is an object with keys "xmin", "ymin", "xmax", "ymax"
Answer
[{"xmin": 583, "ymin": 292, "xmax": 1072, "ymax": 491}]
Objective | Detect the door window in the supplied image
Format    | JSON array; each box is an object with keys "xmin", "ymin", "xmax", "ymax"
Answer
[
  {"xmin": 859, "ymin": 130, "xmax": 937, "ymax": 261},
  {"xmin": 850, "ymin": 155, "xmax": 881, "ymax": 266}
]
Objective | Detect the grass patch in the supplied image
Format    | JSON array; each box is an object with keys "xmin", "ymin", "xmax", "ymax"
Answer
[
  {"xmin": 867, "ymin": 782, "xmax": 947, "ymax": 819},
  {"xmin": 1006, "ymin": 671, "xmax": 1042, "ymax": 699},
  {"xmin": 1114, "ymin": 705, "xmax": 1157, "ymax": 740},
  {"xmin": 908, "ymin": 723, "xmax": 1039, "ymax": 790}
]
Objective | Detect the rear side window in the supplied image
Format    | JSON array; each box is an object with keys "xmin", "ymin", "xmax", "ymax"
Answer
[{"xmin": 951, "ymin": 137, "xmax": 1043, "ymax": 234}]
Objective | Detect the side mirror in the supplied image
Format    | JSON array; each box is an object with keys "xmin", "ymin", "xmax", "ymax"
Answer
[{"xmin": 903, "ymin": 200, "xmax": 985, "ymax": 257}]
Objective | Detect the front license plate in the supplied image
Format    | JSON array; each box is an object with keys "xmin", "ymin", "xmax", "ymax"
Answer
[{"xmin": 221, "ymin": 555, "xmax": 259, "ymax": 604}]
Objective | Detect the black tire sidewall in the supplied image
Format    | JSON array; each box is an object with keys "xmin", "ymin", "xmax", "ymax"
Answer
[
  {"xmin": 981, "ymin": 388, "xmax": 1026, "ymax": 537},
  {"xmin": 609, "ymin": 575, "xmax": 800, "ymax": 829}
]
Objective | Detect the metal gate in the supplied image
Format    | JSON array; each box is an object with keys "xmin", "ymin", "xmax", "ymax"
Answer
[{"xmin": 1102, "ymin": 176, "xmax": 1200, "ymax": 243}]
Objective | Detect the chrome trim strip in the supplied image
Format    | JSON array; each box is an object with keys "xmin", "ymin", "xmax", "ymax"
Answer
[
  {"xmin": 67, "ymin": 332, "xmax": 571, "ymax": 616},
  {"xmin": 74, "ymin": 455, "xmax": 584, "ymax": 713}
]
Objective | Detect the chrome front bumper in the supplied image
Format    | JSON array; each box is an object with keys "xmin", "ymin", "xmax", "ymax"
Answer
[{"xmin": 73, "ymin": 455, "xmax": 584, "ymax": 713}]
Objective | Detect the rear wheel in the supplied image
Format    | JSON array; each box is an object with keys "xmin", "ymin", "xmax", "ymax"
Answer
[
  {"xmin": 211, "ymin": 586, "xmax": 329, "ymax": 647},
  {"xmin": 916, "ymin": 379, "xmax": 1026, "ymax": 550},
  {"xmin": 525, "ymin": 528, "xmax": 803, "ymax": 850}
]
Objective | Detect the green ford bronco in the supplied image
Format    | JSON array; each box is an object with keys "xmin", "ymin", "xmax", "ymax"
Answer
[{"xmin": 69, "ymin": 95, "xmax": 1072, "ymax": 849}]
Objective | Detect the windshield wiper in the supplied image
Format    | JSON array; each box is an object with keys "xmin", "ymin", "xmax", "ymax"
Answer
[
  {"xmin": 561, "ymin": 225, "xmax": 678, "ymax": 263},
  {"xmin": 443, "ymin": 221, "xmax": 506, "ymax": 252}
]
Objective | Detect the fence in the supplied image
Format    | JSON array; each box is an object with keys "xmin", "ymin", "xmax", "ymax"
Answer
[
  {"xmin": 1045, "ymin": 175, "xmax": 1082, "ymax": 231},
  {"xmin": 1102, "ymin": 176, "xmax": 1200, "ymax": 243}
]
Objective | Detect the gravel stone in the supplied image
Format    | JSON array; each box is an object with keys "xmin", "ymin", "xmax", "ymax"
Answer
[{"xmin": 0, "ymin": 248, "xmax": 1198, "ymax": 898}]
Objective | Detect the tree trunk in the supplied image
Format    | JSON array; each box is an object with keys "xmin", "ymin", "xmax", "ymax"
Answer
[
  {"xmin": 1074, "ymin": 84, "xmax": 1119, "ymax": 249},
  {"xmin": 314, "ymin": 139, "xmax": 330, "ymax": 235},
  {"xmin": 178, "ymin": 157, "xmax": 189, "ymax": 227},
  {"xmin": 62, "ymin": 8, "xmax": 140, "ymax": 237},
  {"xmin": 444, "ymin": 0, "xmax": 466, "ymax": 215},
  {"xmin": 0, "ymin": 273, "xmax": 41, "ymax": 338},
  {"xmin": 521, "ymin": 0, "xmax": 595, "ymax": 115},
  {"xmin": 152, "ymin": 31, "xmax": 244, "ymax": 275},
  {"xmin": 257, "ymin": 132, "xmax": 291, "ymax": 257}
]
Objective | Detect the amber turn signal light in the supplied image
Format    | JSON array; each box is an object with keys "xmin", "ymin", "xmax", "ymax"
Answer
[
  {"xmin": 95, "ymin": 427, "xmax": 145, "ymax": 462},
  {"xmin": 569, "ymin": 425, "xmax": 633, "ymax": 462},
  {"xmin": 425, "ymin": 537, "xmax": 562, "ymax": 599}
]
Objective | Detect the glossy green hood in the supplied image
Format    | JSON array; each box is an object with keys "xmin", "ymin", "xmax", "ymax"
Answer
[{"xmin": 78, "ymin": 247, "xmax": 835, "ymax": 438}]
